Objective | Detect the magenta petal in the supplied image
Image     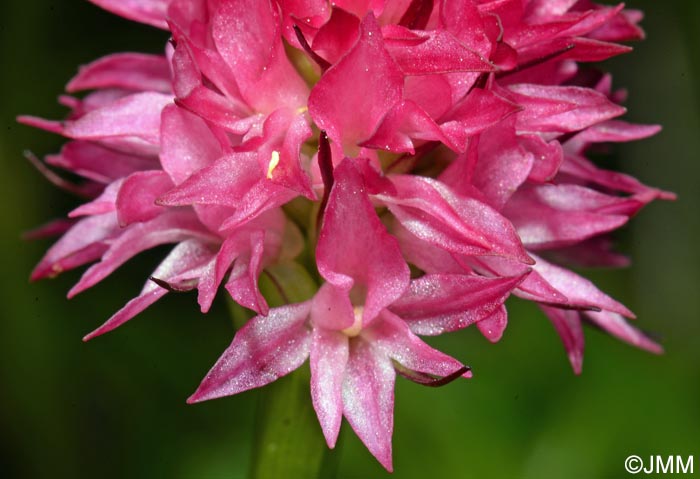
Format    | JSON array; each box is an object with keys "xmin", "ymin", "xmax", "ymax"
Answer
[
  {"xmin": 69, "ymin": 180, "xmax": 122, "ymax": 217},
  {"xmin": 159, "ymin": 104, "xmax": 222, "ymax": 185},
  {"xmin": 45, "ymin": 141, "xmax": 156, "ymax": 184},
  {"xmin": 530, "ymin": 254, "xmax": 634, "ymax": 317},
  {"xmin": 317, "ymin": 159, "xmax": 410, "ymax": 325},
  {"xmin": 509, "ymin": 84, "xmax": 626, "ymax": 134},
  {"xmin": 372, "ymin": 310, "xmax": 470, "ymax": 379},
  {"xmin": 471, "ymin": 120, "xmax": 534, "ymax": 209},
  {"xmin": 156, "ymin": 152, "xmax": 259, "ymax": 205},
  {"xmin": 309, "ymin": 13, "xmax": 403, "ymax": 152},
  {"xmin": 225, "ymin": 231, "xmax": 269, "ymax": 315},
  {"xmin": 116, "ymin": 171, "xmax": 174, "ymax": 226},
  {"xmin": 362, "ymin": 100, "xmax": 457, "ymax": 154},
  {"xmin": 342, "ymin": 337, "xmax": 395, "ymax": 471},
  {"xmin": 84, "ymin": 240, "xmax": 214, "ymax": 341},
  {"xmin": 212, "ymin": 0, "xmax": 308, "ymax": 112},
  {"xmin": 31, "ymin": 213, "xmax": 117, "ymax": 281},
  {"xmin": 386, "ymin": 29, "xmax": 494, "ymax": 75},
  {"xmin": 310, "ymin": 328, "xmax": 349, "ymax": 448},
  {"xmin": 310, "ymin": 283, "xmax": 355, "ymax": 331},
  {"xmin": 67, "ymin": 53, "xmax": 171, "ymax": 93},
  {"xmin": 312, "ymin": 6, "xmax": 361, "ymax": 65},
  {"xmin": 391, "ymin": 273, "xmax": 526, "ymax": 335},
  {"xmin": 378, "ymin": 175, "xmax": 532, "ymax": 263},
  {"xmin": 540, "ymin": 305, "xmax": 585, "ymax": 374},
  {"xmin": 584, "ymin": 310, "xmax": 662, "ymax": 354},
  {"xmin": 439, "ymin": 89, "xmax": 521, "ymax": 151},
  {"xmin": 68, "ymin": 211, "xmax": 213, "ymax": 298},
  {"xmin": 188, "ymin": 302, "xmax": 312, "ymax": 403},
  {"xmin": 468, "ymin": 255, "xmax": 569, "ymax": 305},
  {"xmin": 88, "ymin": 0, "xmax": 169, "ymax": 28},
  {"xmin": 64, "ymin": 92, "xmax": 173, "ymax": 144},
  {"xmin": 504, "ymin": 184, "xmax": 630, "ymax": 249},
  {"xmin": 477, "ymin": 306, "xmax": 508, "ymax": 343}
]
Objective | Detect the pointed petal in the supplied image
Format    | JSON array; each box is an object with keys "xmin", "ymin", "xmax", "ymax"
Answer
[
  {"xmin": 509, "ymin": 84, "xmax": 626, "ymax": 134},
  {"xmin": 87, "ymin": 0, "xmax": 169, "ymax": 29},
  {"xmin": 377, "ymin": 175, "xmax": 532, "ymax": 263},
  {"xmin": 159, "ymin": 104, "xmax": 222, "ymax": 185},
  {"xmin": 225, "ymin": 231, "xmax": 269, "ymax": 315},
  {"xmin": 504, "ymin": 184, "xmax": 631, "ymax": 249},
  {"xmin": 188, "ymin": 303, "xmax": 312, "ymax": 403},
  {"xmin": 31, "ymin": 213, "xmax": 118, "ymax": 281},
  {"xmin": 317, "ymin": 159, "xmax": 410, "ymax": 325},
  {"xmin": 530, "ymin": 254, "xmax": 634, "ymax": 317},
  {"xmin": 68, "ymin": 211, "xmax": 212, "ymax": 297},
  {"xmin": 477, "ymin": 306, "xmax": 508, "ymax": 343},
  {"xmin": 67, "ymin": 53, "xmax": 171, "ymax": 93},
  {"xmin": 116, "ymin": 171, "xmax": 174, "ymax": 226},
  {"xmin": 63, "ymin": 92, "xmax": 173, "ymax": 145},
  {"xmin": 310, "ymin": 328, "xmax": 349, "ymax": 448},
  {"xmin": 540, "ymin": 305, "xmax": 585, "ymax": 374},
  {"xmin": 45, "ymin": 141, "xmax": 156, "ymax": 184},
  {"xmin": 391, "ymin": 273, "xmax": 526, "ymax": 335},
  {"xmin": 584, "ymin": 310, "xmax": 662, "ymax": 354},
  {"xmin": 212, "ymin": 0, "xmax": 308, "ymax": 112},
  {"xmin": 309, "ymin": 13, "xmax": 403, "ymax": 152},
  {"xmin": 342, "ymin": 338, "xmax": 395, "ymax": 471},
  {"xmin": 372, "ymin": 310, "xmax": 471, "ymax": 379},
  {"xmin": 84, "ymin": 240, "xmax": 214, "ymax": 340}
]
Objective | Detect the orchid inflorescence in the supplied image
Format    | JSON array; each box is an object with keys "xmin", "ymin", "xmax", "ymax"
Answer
[{"xmin": 21, "ymin": 0, "xmax": 672, "ymax": 470}]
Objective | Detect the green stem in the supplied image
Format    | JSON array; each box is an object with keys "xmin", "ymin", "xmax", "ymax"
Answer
[
  {"xmin": 250, "ymin": 365, "xmax": 339, "ymax": 479},
  {"xmin": 236, "ymin": 261, "xmax": 340, "ymax": 479}
]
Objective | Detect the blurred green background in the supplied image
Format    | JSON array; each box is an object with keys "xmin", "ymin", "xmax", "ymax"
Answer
[{"xmin": 0, "ymin": 1, "xmax": 698, "ymax": 478}]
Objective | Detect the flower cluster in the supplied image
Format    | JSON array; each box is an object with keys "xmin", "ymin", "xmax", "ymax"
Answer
[{"xmin": 22, "ymin": 0, "xmax": 672, "ymax": 470}]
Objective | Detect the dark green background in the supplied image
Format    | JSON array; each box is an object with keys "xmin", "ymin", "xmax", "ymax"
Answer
[{"xmin": 1, "ymin": 1, "xmax": 698, "ymax": 478}]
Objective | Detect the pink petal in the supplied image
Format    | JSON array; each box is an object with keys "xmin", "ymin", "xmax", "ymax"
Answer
[
  {"xmin": 188, "ymin": 302, "xmax": 312, "ymax": 403},
  {"xmin": 116, "ymin": 171, "xmax": 174, "ymax": 226},
  {"xmin": 63, "ymin": 92, "xmax": 173, "ymax": 145},
  {"xmin": 67, "ymin": 53, "xmax": 171, "ymax": 93},
  {"xmin": 212, "ymin": 0, "xmax": 308, "ymax": 113},
  {"xmin": 342, "ymin": 337, "xmax": 395, "ymax": 471},
  {"xmin": 83, "ymin": 240, "xmax": 214, "ymax": 340},
  {"xmin": 224, "ymin": 231, "xmax": 269, "ymax": 315},
  {"xmin": 312, "ymin": 6, "xmax": 361, "ymax": 65},
  {"xmin": 67, "ymin": 211, "xmax": 213, "ymax": 298},
  {"xmin": 503, "ymin": 184, "xmax": 630, "ymax": 249},
  {"xmin": 584, "ymin": 310, "xmax": 662, "ymax": 354},
  {"xmin": 439, "ymin": 89, "xmax": 521, "ymax": 151},
  {"xmin": 362, "ymin": 100, "xmax": 457, "ymax": 154},
  {"xmin": 308, "ymin": 13, "xmax": 403, "ymax": 153},
  {"xmin": 377, "ymin": 175, "xmax": 532, "ymax": 263},
  {"xmin": 390, "ymin": 273, "xmax": 527, "ymax": 335},
  {"xmin": 310, "ymin": 327, "xmax": 349, "ymax": 448},
  {"xmin": 310, "ymin": 283, "xmax": 355, "ymax": 331},
  {"xmin": 509, "ymin": 84, "xmax": 626, "ymax": 134},
  {"xmin": 372, "ymin": 310, "xmax": 471, "ymax": 379},
  {"xmin": 69, "ymin": 180, "xmax": 122, "ymax": 218},
  {"xmin": 87, "ymin": 0, "xmax": 169, "ymax": 29},
  {"xmin": 317, "ymin": 159, "xmax": 410, "ymax": 325},
  {"xmin": 530, "ymin": 254, "xmax": 635, "ymax": 317},
  {"xmin": 158, "ymin": 152, "xmax": 297, "ymax": 229},
  {"xmin": 159, "ymin": 105, "xmax": 222, "ymax": 185},
  {"xmin": 385, "ymin": 29, "xmax": 494, "ymax": 75},
  {"xmin": 540, "ymin": 305, "xmax": 585, "ymax": 374},
  {"xmin": 470, "ymin": 119, "xmax": 534, "ymax": 209},
  {"xmin": 477, "ymin": 306, "xmax": 508, "ymax": 343},
  {"xmin": 45, "ymin": 141, "xmax": 156, "ymax": 184},
  {"xmin": 31, "ymin": 213, "xmax": 118, "ymax": 281}
]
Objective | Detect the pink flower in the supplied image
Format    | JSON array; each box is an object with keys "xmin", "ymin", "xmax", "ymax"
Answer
[{"xmin": 22, "ymin": 0, "xmax": 672, "ymax": 471}]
